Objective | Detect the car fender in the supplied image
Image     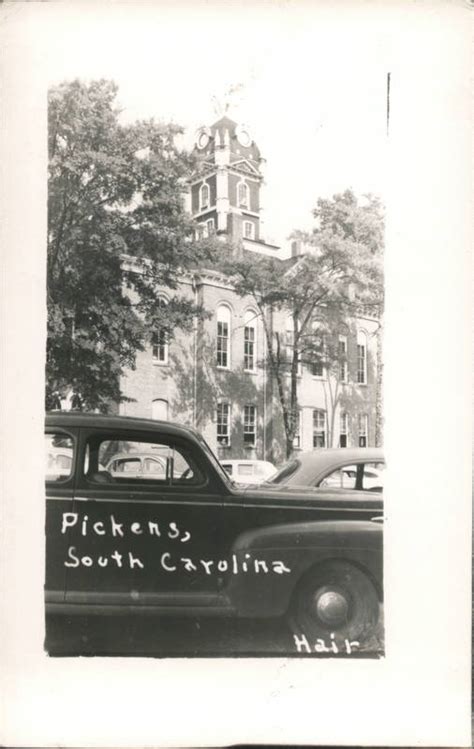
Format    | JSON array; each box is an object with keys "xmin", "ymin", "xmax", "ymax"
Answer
[{"xmin": 225, "ymin": 519, "xmax": 383, "ymax": 618}]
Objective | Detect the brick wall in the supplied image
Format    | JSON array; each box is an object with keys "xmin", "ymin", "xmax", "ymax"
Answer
[{"xmin": 120, "ymin": 275, "xmax": 380, "ymax": 466}]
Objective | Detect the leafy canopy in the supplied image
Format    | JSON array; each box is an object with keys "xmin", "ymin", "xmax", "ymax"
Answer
[{"xmin": 47, "ymin": 79, "xmax": 209, "ymax": 411}]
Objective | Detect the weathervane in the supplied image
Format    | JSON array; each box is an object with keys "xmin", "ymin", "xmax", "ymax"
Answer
[{"xmin": 211, "ymin": 82, "xmax": 245, "ymax": 118}]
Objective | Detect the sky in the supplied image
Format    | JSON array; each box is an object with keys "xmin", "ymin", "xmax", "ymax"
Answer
[{"xmin": 23, "ymin": 1, "xmax": 389, "ymax": 253}]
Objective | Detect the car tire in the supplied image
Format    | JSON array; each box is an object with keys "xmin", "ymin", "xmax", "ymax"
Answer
[{"xmin": 288, "ymin": 560, "xmax": 380, "ymax": 648}]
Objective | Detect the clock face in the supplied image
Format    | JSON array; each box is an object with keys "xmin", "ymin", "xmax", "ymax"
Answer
[
  {"xmin": 235, "ymin": 125, "xmax": 252, "ymax": 148},
  {"xmin": 196, "ymin": 128, "xmax": 210, "ymax": 150}
]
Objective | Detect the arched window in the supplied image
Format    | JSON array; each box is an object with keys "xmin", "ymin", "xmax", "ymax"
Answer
[
  {"xmin": 152, "ymin": 297, "xmax": 168, "ymax": 364},
  {"xmin": 199, "ymin": 182, "xmax": 210, "ymax": 210},
  {"xmin": 152, "ymin": 399, "xmax": 169, "ymax": 421},
  {"xmin": 357, "ymin": 330, "xmax": 367, "ymax": 384},
  {"xmin": 243, "ymin": 405, "xmax": 256, "ymax": 447},
  {"xmin": 216, "ymin": 304, "xmax": 231, "ymax": 368},
  {"xmin": 217, "ymin": 402, "xmax": 231, "ymax": 446},
  {"xmin": 243, "ymin": 309, "xmax": 257, "ymax": 372},
  {"xmin": 237, "ymin": 181, "xmax": 249, "ymax": 208}
]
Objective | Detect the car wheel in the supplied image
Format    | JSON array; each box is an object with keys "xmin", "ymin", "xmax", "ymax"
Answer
[{"xmin": 288, "ymin": 560, "xmax": 380, "ymax": 647}]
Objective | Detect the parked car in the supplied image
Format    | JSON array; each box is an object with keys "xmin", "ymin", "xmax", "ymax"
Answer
[
  {"xmin": 45, "ymin": 413, "xmax": 383, "ymax": 648},
  {"xmin": 220, "ymin": 459, "xmax": 276, "ymax": 485},
  {"xmin": 268, "ymin": 448, "xmax": 385, "ymax": 493}
]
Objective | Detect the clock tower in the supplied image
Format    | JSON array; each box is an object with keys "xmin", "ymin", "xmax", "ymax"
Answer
[{"xmin": 190, "ymin": 117, "xmax": 279, "ymax": 255}]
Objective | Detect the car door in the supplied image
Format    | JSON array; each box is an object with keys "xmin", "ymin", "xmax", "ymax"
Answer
[{"xmin": 63, "ymin": 426, "xmax": 224, "ymax": 609}]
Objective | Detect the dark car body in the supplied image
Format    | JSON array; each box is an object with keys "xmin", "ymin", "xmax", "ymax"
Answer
[{"xmin": 45, "ymin": 413, "xmax": 383, "ymax": 643}]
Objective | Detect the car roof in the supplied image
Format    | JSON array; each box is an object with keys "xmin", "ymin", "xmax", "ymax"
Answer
[
  {"xmin": 297, "ymin": 447, "xmax": 384, "ymax": 469},
  {"xmin": 45, "ymin": 412, "xmax": 202, "ymax": 441}
]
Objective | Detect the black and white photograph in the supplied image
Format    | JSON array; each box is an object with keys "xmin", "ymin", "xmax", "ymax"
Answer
[
  {"xmin": 44, "ymin": 6, "xmax": 386, "ymax": 660},
  {"xmin": 1, "ymin": 0, "xmax": 471, "ymax": 746}
]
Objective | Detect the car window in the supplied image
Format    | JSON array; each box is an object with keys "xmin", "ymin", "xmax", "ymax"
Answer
[
  {"xmin": 111, "ymin": 457, "xmax": 141, "ymax": 474},
  {"xmin": 85, "ymin": 436, "xmax": 203, "ymax": 487},
  {"xmin": 320, "ymin": 468, "xmax": 357, "ymax": 489},
  {"xmin": 238, "ymin": 464, "xmax": 253, "ymax": 476},
  {"xmin": 143, "ymin": 457, "xmax": 167, "ymax": 476},
  {"xmin": 320, "ymin": 462, "xmax": 385, "ymax": 491},
  {"xmin": 45, "ymin": 433, "xmax": 74, "ymax": 482}
]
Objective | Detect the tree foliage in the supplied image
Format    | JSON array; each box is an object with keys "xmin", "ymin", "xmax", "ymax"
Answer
[
  {"xmin": 220, "ymin": 189, "xmax": 384, "ymax": 457},
  {"xmin": 47, "ymin": 79, "xmax": 210, "ymax": 411}
]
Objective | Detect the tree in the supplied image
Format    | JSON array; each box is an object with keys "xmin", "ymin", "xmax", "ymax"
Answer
[
  {"xmin": 47, "ymin": 79, "xmax": 210, "ymax": 411},
  {"xmin": 303, "ymin": 190, "xmax": 385, "ymax": 447},
  {"xmin": 220, "ymin": 189, "xmax": 384, "ymax": 458}
]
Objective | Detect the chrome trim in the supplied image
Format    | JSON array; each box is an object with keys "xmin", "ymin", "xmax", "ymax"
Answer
[
  {"xmin": 73, "ymin": 495, "xmax": 221, "ymax": 506},
  {"xmin": 47, "ymin": 494, "xmax": 377, "ymax": 513}
]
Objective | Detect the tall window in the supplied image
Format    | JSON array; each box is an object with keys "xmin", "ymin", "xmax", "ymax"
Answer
[
  {"xmin": 358, "ymin": 413, "xmax": 368, "ymax": 447},
  {"xmin": 357, "ymin": 331, "xmax": 367, "ymax": 384},
  {"xmin": 243, "ymin": 220, "xmax": 255, "ymax": 239},
  {"xmin": 311, "ymin": 321, "xmax": 324, "ymax": 377},
  {"xmin": 339, "ymin": 412, "xmax": 349, "ymax": 447},
  {"xmin": 217, "ymin": 305, "xmax": 231, "ymax": 368},
  {"xmin": 244, "ymin": 310, "xmax": 256, "ymax": 371},
  {"xmin": 243, "ymin": 405, "xmax": 256, "ymax": 447},
  {"xmin": 199, "ymin": 183, "xmax": 210, "ymax": 210},
  {"xmin": 237, "ymin": 181, "xmax": 249, "ymax": 208},
  {"xmin": 313, "ymin": 409, "xmax": 326, "ymax": 448},
  {"xmin": 206, "ymin": 218, "xmax": 215, "ymax": 235},
  {"xmin": 152, "ymin": 298, "xmax": 168, "ymax": 364},
  {"xmin": 217, "ymin": 402, "xmax": 231, "ymax": 446},
  {"xmin": 339, "ymin": 335, "xmax": 348, "ymax": 382}
]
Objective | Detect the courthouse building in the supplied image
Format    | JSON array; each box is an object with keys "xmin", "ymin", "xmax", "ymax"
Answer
[{"xmin": 119, "ymin": 117, "xmax": 380, "ymax": 465}]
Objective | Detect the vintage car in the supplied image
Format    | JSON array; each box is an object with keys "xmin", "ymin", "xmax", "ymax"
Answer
[
  {"xmin": 220, "ymin": 459, "xmax": 277, "ymax": 485},
  {"xmin": 45, "ymin": 413, "xmax": 383, "ymax": 647},
  {"xmin": 268, "ymin": 447, "xmax": 385, "ymax": 493}
]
